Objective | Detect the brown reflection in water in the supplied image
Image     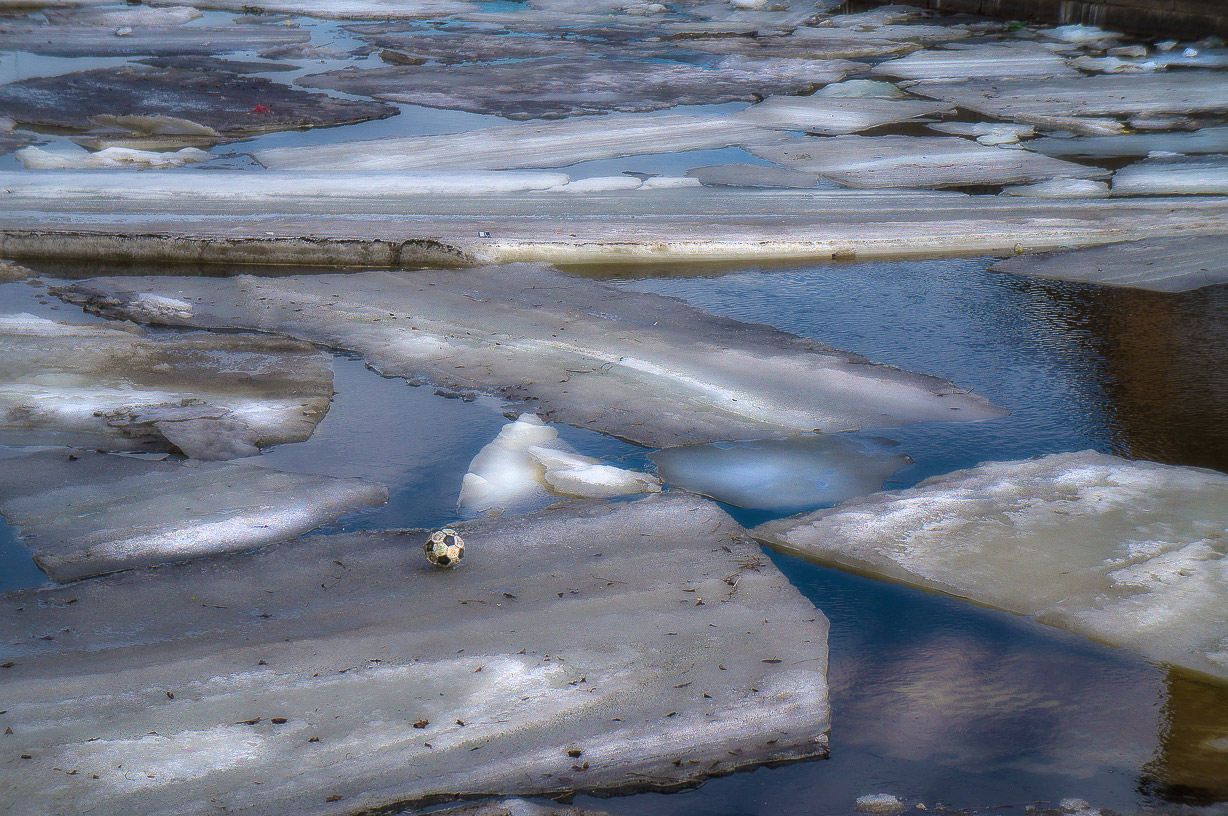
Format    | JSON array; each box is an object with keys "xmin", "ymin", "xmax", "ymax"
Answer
[
  {"xmin": 1141, "ymin": 669, "xmax": 1228, "ymax": 804},
  {"xmin": 1061, "ymin": 284, "xmax": 1228, "ymax": 473}
]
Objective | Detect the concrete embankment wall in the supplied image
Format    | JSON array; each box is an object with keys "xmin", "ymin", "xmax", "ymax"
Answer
[{"xmin": 897, "ymin": 0, "xmax": 1228, "ymax": 38}]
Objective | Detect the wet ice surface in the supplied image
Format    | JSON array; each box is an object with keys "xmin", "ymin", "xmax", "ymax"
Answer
[
  {"xmin": 0, "ymin": 494, "xmax": 830, "ymax": 815},
  {"xmin": 991, "ymin": 237, "xmax": 1228, "ymax": 293},
  {"xmin": 54, "ymin": 263, "xmax": 1006, "ymax": 447},
  {"xmin": 752, "ymin": 450, "xmax": 1228, "ymax": 682},
  {"xmin": 650, "ymin": 434, "xmax": 911, "ymax": 510},
  {"xmin": 0, "ymin": 311, "xmax": 333, "ymax": 457},
  {"xmin": 0, "ymin": 448, "xmax": 387, "ymax": 581}
]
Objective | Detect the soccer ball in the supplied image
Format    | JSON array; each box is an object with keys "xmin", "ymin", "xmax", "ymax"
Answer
[{"xmin": 424, "ymin": 528, "xmax": 465, "ymax": 568}]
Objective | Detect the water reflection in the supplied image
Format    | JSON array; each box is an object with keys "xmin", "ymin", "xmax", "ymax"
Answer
[{"xmin": 1142, "ymin": 669, "xmax": 1228, "ymax": 804}]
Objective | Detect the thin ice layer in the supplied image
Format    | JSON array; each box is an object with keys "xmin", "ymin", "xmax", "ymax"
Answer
[
  {"xmin": 0, "ymin": 313, "xmax": 332, "ymax": 457},
  {"xmin": 297, "ymin": 56, "xmax": 861, "ymax": 119},
  {"xmin": 650, "ymin": 434, "xmax": 912, "ymax": 509},
  {"xmin": 752, "ymin": 450, "xmax": 1228, "ymax": 681},
  {"xmin": 0, "ymin": 66, "xmax": 397, "ymax": 136},
  {"xmin": 56, "ymin": 264, "xmax": 1006, "ymax": 448},
  {"xmin": 990, "ymin": 237, "xmax": 1228, "ymax": 293},
  {"xmin": 747, "ymin": 135, "xmax": 1105, "ymax": 189},
  {"xmin": 254, "ymin": 112, "xmax": 780, "ymax": 170},
  {"xmin": 0, "ymin": 449, "xmax": 388, "ymax": 582},
  {"xmin": 0, "ymin": 494, "xmax": 830, "ymax": 814}
]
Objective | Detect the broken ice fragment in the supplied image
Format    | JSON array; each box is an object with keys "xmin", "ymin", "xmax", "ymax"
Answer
[
  {"xmin": 752, "ymin": 450, "xmax": 1228, "ymax": 681},
  {"xmin": 650, "ymin": 434, "xmax": 911, "ymax": 509},
  {"xmin": 0, "ymin": 22, "xmax": 307, "ymax": 57},
  {"xmin": 0, "ymin": 494, "xmax": 829, "ymax": 810},
  {"xmin": 856, "ymin": 794, "xmax": 906, "ymax": 814},
  {"xmin": 15, "ymin": 145, "xmax": 210, "ymax": 170},
  {"xmin": 0, "ymin": 313, "xmax": 332, "ymax": 456},
  {"xmin": 42, "ymin": 6, "xmax": 203, "ymax": 26},
  {"xmin": 1026, "ymin": 127, "xmax": 1228, "ymax": 160},
  {"xmin": 0, "ymin": 66, "xmax": 397, "ymax": 136},
  {"xmin": 527, "ymin": 446, "xmax": 660, "ymax": 499},
  {"xmin": 1000, "ymin": 178, "xmax": 1109, "ymax": 198},
  {"xmin": 747, "ymin": 135, "xmax": 1105, "ymax": 189},
  {"xmin": 873, "ymin": 42, "xmax": 1078, "ymax": 82},
  {"xmin": 297, "ymin": 56, "xmax": 861, "ymax": 119},
  {"xmin": 686, "ymin": 163, "xmax": 819, "ymax": 188},
  {"xmin": 989, "ymin": 237, "xmax": 1228, "ymax": 292},
  {"xmin": 1111, "ymin": 156, "xmax": 1228, "ymax": 196},
  {"xmin": 56, "ymin": 264, "xmax": 1007, "ymax": 449},
  {"xmin": 0, "ymin": 448, "xmax": 388, "ymax": 582},
  {"xmin": 733, "ymin": 95, "xmax": 950, "ymax": 135}
]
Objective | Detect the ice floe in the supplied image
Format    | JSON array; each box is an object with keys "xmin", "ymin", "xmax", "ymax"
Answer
[
  {"xmin": 0, "ymin": 449, "xmax": 388, "ymax": 582},
  {"xmin": 0, "ymin": 313, "xmax": 332, "ymax": 457},
  {"xmin": 990, "ymin": 237, "xmax": 1228, "ymax": 292},
  {"xmin": 686, "ymin": 163, "xmax": 819, "ymax": 188},
  {"xmin": 1000, "ymin": 178, "xmax": 1110, "ymax": 198},
  {"xmin": 297, "ymin": 56, "xmax": 862, "ymax": 119},
  {"xmin": 908, "ymin": 72, "xmax": 1228, "ymax": 137},
  {"xmin": 752, "ymin": 450, "xmax": 1228, "ymax": 681},
  {"xmin": 0, "ymin": 66, "xmax": 398, "ymax": 136},
  {"xmin": 733, "ymin": 95, "xmax": 950, "ymax": 135},
  {"xmin": 747, "ymin": 135, "xmax": 1106, "ymax": 188},
  {"xmin": 874, "ymin": 42, "xmax": 1079, "ymax": 82},
  {"xmin": 255, "ymin": 112, "xmax": 778, "ymax": 170},
  {"xmin": 0, "ymin": 494, "xmax": 829, "ymax": 813},
  {"xmin": 1026, "ymin": 127, "xmax": 1228, "ymax": 159},
  {"xmin": 650, "ymin": 434, "xmax": 911, "ymax": 509},
  {"xmin": 42, "ymin": 5, "xmax": 202, "ymax": 25},
  {"xmin": 1112, "ymin": 157, "xmax": 1228, "ymax": 196},
  {"xmin": 55, "ymin": 264, "xmax": 1006, "ymax": 448},
  {"xmin": 154, "ymin": 0, "xmax": 480, "ymax": 18},
  {"xmin": 0, "ymin": 22, "xmax": 308, "ymax": 57},
  {"xmin": 15, "ymin": 145, "xmax": 211, "ymax": 170},
  {"xmin": 459, "ymin": 415, "xmax": 658, "ymax": 514}
]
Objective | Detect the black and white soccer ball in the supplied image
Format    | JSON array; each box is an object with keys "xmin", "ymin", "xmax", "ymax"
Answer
[{"xmin": 424, "ymin": 528, "xmax": 465, "ymax": 568}]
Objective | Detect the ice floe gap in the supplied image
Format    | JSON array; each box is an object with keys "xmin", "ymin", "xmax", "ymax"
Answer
[
  {"xmin": 752, "ymin": 450, "xmax": 1228, "ymax": 682},
  {"xmin": 459, "ymin": 414, "xmax": 659, "ymax": 514},
  {"xmin": 651, "ymin": 434, "xmax": 911, "ymax": 510},
  {"xmin": 0, "ymin": 448, "xmax": 388, "ymax": 582}
]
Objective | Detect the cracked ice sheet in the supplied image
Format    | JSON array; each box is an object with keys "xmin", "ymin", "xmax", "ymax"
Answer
[
  {"xmin": 0, "ymin": 494, "xmax": 830, "ymax": 815},
  {"xmin": 908, "ymin": 72, "xmax": 1228, "ymax": 137},
  {"xmin": 0, "ymin": 313, "xmax": 332, "ymax": 457},
  {"xmin": 733, "ymin": 95, "xmax": 951, "ymax": 135},
  {"xmin": 296, "ymin": 56, "xmax": 863, "ymax": 120},
  {"xmin": 746, "ymin": 135, "xmax": 1106, "ymax": 189},
  {"xmin": 54, "ymin": 264, "xmax": 1005, "ymax": 449},
  {"xmin": 873, "ymin": 42, "xmax": 1079, "ymax": 82},
  {"xmin": 989, "ymin": 237, "xmax": 1228, "ymax": 293},
  {"xmin": 0, "ymin": 449, "xmax": 387, "ymax": 582},
  {"xmin": 752, "ymin": 450, "xmax": 1228, "ymax": 682},
  {"xmin": 0, "ymin": 66, "xmax": 397, "ymax": 137},
  {"xmin": 0, "ymin": 23, "xmax": 308, "ymax": 58},
  {"xmin": 254, "ymin": 112, "xmax": 781, "ymax": 171}
]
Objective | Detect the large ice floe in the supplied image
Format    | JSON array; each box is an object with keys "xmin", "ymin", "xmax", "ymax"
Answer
[
  {"xmin": 460, "ymin": 414, "xmax": 659, "ymax": 514},
  {"xmin": 0, "ymin": 313, "xmax": 333, "ymax": 458},
  {"xmin": 55, "ymin": 263, "xmax": 1006, "ymax": 448},
  {"xmin": 990, "ymin": 237, "xmax": 1228, "ymax": 293},
  {"xmin": 651, "ymin": 434, "xmax": 911, "ymax": 510},
  {"xmin": 0, "ymin": 21, "xmax": 308, "ymax": 57},
  {"xmin": 296, "ymin": 56, "xmax": 862, "ymax": 119},
  {"xmin": 0, "ymin": 494, "xmax": 830, "ymax": 814},
  {"xmin": 0, "ymin": 449, "xmax": 387, "ymax": 582},
  {"xmin": 0, "ymin": 66, "xmax": 398, "ymax": 137},
  {"xmin": 752, "ymin": 450, "xmax": 1228, "ymax": 681},
  {"xmin": 746, "ymin": 135, "xmax": 1106, "ymax": 189}
]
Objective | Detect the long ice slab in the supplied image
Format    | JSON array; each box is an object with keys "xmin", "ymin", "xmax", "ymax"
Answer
[
  {"xmin": 0, "ymin": 449, "xmax": 388, "ymax": 582},
  {"xmin": 990, "ymin": 237, "xmax": 1228, "ymax": 292},
  {"xmin": 752, "ymin": 450, "xmax": 1228, "ymax": 681},
  {"xmin": 55, "ymin": 264, "xmax": 1006, "ymax": 447},
  {"xmin": 732, "ymin": 95, "xmax": 950, "ymax": 135},
  {"xmin": 0, "ymin": 313, "xmax": 332, "ymax": 458},
  {"xmin": 0, "ymin": 494, "xmax": 830, "ymax": 814}
]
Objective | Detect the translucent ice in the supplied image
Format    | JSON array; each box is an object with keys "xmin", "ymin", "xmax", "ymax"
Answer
[
  {"xmin": 57, "ymin": 264, "xmax": 1007, "ymax": 449},
  {"xmin": 752, "ymin": 451, "xmax": 1228, "ymax": 681},
  {"xmin": 0, "ymin": 494, "xmax": 829, "ymax": 813},
  {"xmin": 650, "ymin": 434, "xmax": 911, "ymax": 509},
  {"xmin": 0, "ymin": 449, "xmax": 388, "ymax": 582}
]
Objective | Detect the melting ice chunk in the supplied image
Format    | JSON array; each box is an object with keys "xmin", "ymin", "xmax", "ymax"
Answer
[
  {"xmin": 651, "ymin": 434, "xmax": 911, "ymax": 510},
  {"xmin": 459, "ymin": 415, "xmax": 659, "ymax": 513},
  {"xmin": 752, "ymin": 450, "xmax": 1228, "ymax": 681}
]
